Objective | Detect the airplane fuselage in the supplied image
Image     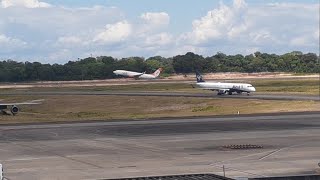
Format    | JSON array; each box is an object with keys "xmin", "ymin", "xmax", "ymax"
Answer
[
  {"xmin": 195, "ymin": 82, "xmax": 256, "ymax": 94},
  {"xmin": 113, "ymin": 70, "xmax": 143, "ymax": 78},
  {"xmin": 138, "ymin": 74, "xmax": 157, "ymax": 79},
  {"xmin": 113, "ymin": 68, "xmax": 162, "ymax": 79}
]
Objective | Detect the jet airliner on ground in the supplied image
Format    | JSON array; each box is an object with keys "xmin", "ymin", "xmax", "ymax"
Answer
[
  {"xmin": 0, "ymin": 99, "xmax": 44, "ymax": 115},
  {"xmin": 194, "ymin": 71, "xmax": 256, "ymax": 95},
  {"xmin": 113, "ymin": 68, "xmax": 163, "ymax": 79}
]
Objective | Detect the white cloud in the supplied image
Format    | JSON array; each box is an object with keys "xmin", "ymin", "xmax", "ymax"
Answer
[
  {"xmin": 233, "ymin": 0, "xmax": 247, "ymax": 9},
  {"xmin": 289, "ymin": 30, "xmax": 319, "ymax": 47},
  {"xmin": 179, "ymin": 0, "xmax": 318, "ymax": 55},
  {"xmin": 290, "ymin": 36, "xmax": 308, "ymax": 46},
  {"xmin": 245, "ymin": 47, "xmax": 260, "ymax": 54},
  {"xmin": 249, "ymin": 30, "xmax": 276, "ymax": 44},
  {"xmin": 48, "ymin": 49, "xmax": 72, "ymax": 62},
  {"xmin": 136, "ymin": 12, "xmax": 170, "ymax": 36},
  {"xmin": 57, "ymin": 36, "xmax": 81, "ymax": 44},
  {"xmin": 0, "ymin": 34, "xmax": 27, "ymax": 52},
  {"xmin": 55, "ymin": 36, "xmax": 89, "ymax": 48},
  {"xmin": 93, "ymin": 21, "xmax": 132, "ymax": 45},
  {"xmin": 266, "ymin": 2, "xmax": 316, "ymax": 10},
  {"xmin": 0, "ymin": 3, "xmax": 124, "ymax": 60},
  {"xmin": 0, "ymin": 0, "xmax": 318, "ymax": 63},
  {"xmin": 1, "ymin": 0, "xmax": 51, "ymax": 8},
  {"xmin": 140, "ymin": 12, "xmax": 170, "ymax": 27},
  {"xmin": 227, "ymin": 23, "xmax": 248, "ymax": 39},
  {"xmin": 181, "ymin": 0, "xmax": 248, "ymax": 45},
  {"xmin": 144, "ymin": 33, "xmax": 172, "ymax": 47},
  {"xmin": 192, "ymin": 5, "xmax": 231, "ymax": 41}
]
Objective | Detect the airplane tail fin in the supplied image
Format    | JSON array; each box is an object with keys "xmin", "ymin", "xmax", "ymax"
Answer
[
  {"xmin": 196, "ymin": 71, "xmax": 205, "ymax": 82},
  {"xmin": 152, "ymin": 68, "xmax": 163, "ymax": 77}
]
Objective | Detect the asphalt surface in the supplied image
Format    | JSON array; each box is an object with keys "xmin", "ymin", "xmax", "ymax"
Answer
[
  {"xmin": 1, "ymin": 91, "xmax": 319, "ymax": 101},
  {"xmin": 0, "ymin": 113, "xmax": 319, "ymax": 141},
  {"xmin": 0, "ymin": 112, "xmax": 320, "ymax": 179}
]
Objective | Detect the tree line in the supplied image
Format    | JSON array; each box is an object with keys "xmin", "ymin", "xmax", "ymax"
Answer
[{"xmin": 0, "ymin": 51, "xmax": 318, "ymax": 82}]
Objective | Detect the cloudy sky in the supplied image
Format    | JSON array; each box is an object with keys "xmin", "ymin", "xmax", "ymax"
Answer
[{"xmin": 0, "ymin": 0, "xmax": 319, "ymax": 63}]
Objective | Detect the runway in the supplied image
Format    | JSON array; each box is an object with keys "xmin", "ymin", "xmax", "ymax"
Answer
[
  {"xmin": 0, "ymin": 112, "xmax": 320, "ymax": 179},
  {"xmin": 1, "ymin": 91, "xmax": 319, "ymax": 101}
]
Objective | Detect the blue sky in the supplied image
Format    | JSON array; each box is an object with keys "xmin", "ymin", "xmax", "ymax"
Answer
[{"xmin": 0, "ymin": 0, "xmax": 319, "ymax": 64}]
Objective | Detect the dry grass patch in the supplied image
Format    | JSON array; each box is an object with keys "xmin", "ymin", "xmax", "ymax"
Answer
[
  {"xmin": 251, "ymin": 79, "xmax": 319, "ymax": 95},
  {"xmin": 0, "ymin": 95, "xmax": 319, "ymax": 124}
]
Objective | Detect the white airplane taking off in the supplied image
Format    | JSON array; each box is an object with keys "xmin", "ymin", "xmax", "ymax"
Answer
[
  {"xmin": 0, "ymin": 99, "xmax": 44, "ymax": 115},
  {"xmin": 194, "ymin": 71, "xmax": 256, "ymax": 95},
  {"xmin": 113, "ymin": 68, "xmax": 163, "ymax": 79}
]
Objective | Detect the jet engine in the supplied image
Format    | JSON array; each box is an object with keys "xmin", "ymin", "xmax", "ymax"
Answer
[
  {"xmin": 11, "ymin": 105, "xmax": 19, "ymax": 115},
  {"xmin": 217, "ymin": 89, "xmax": 227, "ymax": 95}
]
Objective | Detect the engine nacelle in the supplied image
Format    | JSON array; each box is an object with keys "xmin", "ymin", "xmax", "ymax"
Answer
[
  {"xmin": 11, "ymin": 105, "xmax": 19, "ymax": 115},
  {"xmin": 218, "ymin": 89, "xmax": 227, "ymax": 94}
]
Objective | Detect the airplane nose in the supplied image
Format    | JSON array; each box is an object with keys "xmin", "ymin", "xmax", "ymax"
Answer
[{"xmin": 252, "ymin": 87, "xmax": 256, "ymax": 92}]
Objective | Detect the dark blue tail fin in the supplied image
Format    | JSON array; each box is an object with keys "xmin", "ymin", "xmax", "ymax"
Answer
[{"xmin": 195, "ymin": 71, "xmax": 205, "ymax": 82}]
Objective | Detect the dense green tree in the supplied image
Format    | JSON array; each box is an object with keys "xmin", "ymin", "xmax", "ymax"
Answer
[
  {"xmin": 0, "ymin": 51, "xmax": 318, "ymax": 82},
  {"xmin": 173, "ymin": 52, "xmax": 205, "ymax": 73}
]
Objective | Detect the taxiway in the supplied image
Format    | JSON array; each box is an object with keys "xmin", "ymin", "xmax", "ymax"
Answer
[
  {"xmin": 0, "ymin": 112, "xmax": 319, "ymax": 179},
  {"xmin": 1, "ymin": 91, "xmax": 319, "ymax": 101}
]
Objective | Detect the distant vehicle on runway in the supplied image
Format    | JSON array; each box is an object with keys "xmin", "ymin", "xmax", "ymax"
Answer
[
  {"xmin": 193, "ymin": 71, "xmax": 256, "ymax": 95},
  {"xmin": 0, "ymin": 99, "xmax": 44, "ymax": 115},
  {"xmin": 113, "ymin": 68, "xmax": 163, "ymax": 79}
]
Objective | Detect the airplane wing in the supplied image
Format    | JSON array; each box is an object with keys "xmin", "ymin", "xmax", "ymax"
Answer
[
  {"xmin": 129, "ymin": 72, "xmax": 144, "ymax": 77},
  {"xmin": 196, "ymin": 87, "xmax": 220, "ymax": 90},
  {"xmin": 197, "ymin": 87, "xmax": 230, "ymax": 92},
  {"xmin": 0, "ymin": 99, "xmax": 44, "ymax": 106}
]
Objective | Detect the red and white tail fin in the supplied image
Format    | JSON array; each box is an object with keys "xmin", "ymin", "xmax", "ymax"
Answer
[{"xmin": 152, "ymin": 68, "xmax": 163, "ymax": 77}]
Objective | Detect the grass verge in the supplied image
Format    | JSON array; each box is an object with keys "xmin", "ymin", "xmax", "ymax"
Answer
[{"xmin": 0, "ymin": 95, "xmax": 319, "ymax": 124}]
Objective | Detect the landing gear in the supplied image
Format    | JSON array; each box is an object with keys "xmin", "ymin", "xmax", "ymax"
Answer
[
  {"xmin": 228, "ymin": 91, "xmax": 232, "ymax": 95},
  {"xmin": 247, "ymin": 92, "xmax": 250, "ymax": 96},
  {"xmin": 217, "ymin": 90, "xmax": 226, "ymax": 95}
]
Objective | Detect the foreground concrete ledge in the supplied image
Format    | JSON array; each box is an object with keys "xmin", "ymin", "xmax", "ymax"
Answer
[
  {"xmin": 249, "ymin": 174, "xmax": 320, "ymax": 180},
  {"xmin": 103, "ymin": 173, "xmax": 234, "ymax": 180}
]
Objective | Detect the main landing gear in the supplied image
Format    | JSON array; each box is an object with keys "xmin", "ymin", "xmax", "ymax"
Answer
[{"xmin": 217, "ymin": 91, "xmax": 251, "ymax": 96}]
